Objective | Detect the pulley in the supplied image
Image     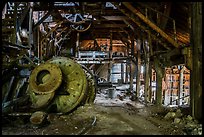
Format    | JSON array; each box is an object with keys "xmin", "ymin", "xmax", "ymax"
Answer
[
  {"xmin": 46, "ymin": 57, "xmax": 88, "ymax": 113},
  {"xmin": 28, "ymin": 63, "xmax": 62, "ymax": 109},
  {"xmin": 28, "ymin": 57, "xmax": 97, "ymax": 114}
]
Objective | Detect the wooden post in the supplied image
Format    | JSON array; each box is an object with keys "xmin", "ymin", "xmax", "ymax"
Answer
[
  {"xmin": 125, "ymin": 61, "xmax": 129, "ymax": 83},
  {"xmin": 129, "ymin": 37, "xmax": 134, "ymax": 91},
  {"xmin": 154, "ymin": 58, "xmax": 164, "ymax": 105},
  {"xmin": 121, "ymin": 63, "xmax": 124, "ymax": 83},
  {"xmin": 170, "ymin": 68, "xmax": 173, "ymax": 105},
  {"xmin": 178, "ymin": 65, "xmax": 184, "ymax": 106},
  {"xmin": 190, "ymin": 2, "xmax": 202, "ymax": 121},
  {"xmin": 13, "ymin": 2, "xmax": 18, "ymax": 44},
  {"xmin": 125, "ymin": 43, "xmax": 130, "ymax": 83},
  {"xmin": 131, "ymin": 36, "xmax": 134, "ymax": 57},
  {"xmin": 37, "ymin": 26, "xmax": 40, "ymax": 64},
  {"xmin": 144, "ymin": 41, "xmax": 150, "ymax": 103},
  {"xmin": 129, "ymin": 60, "xmax": 133, "ymax": 91},
  {"xmin": 136, "ymin": 50, "xmax": 141, "ymax": 98},
  {"xmin": 149, "ymin": 65, "xmax": 152, "ymax": 102},
  {"xmin": 148, "ymin": 31, "xmax": 153, "ymax": 102},
  {"xmin": 28, "ymin": 2, "xmax": 33, "ymax": 57},
  {"xmin": 108, "ymin": 32, "xmax": 113, "ymax": 82},
  {"xmin": 76, "ymin": 32, "xmax": 80, "ymax": 57}
]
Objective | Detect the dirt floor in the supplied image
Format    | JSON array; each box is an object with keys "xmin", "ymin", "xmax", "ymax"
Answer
[{"xmin": 2, "ymin": 86, "xmax": 202, "ymax": 135}]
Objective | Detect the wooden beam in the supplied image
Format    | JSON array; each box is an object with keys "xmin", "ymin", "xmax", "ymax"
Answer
[
  {"xmin": 102, "ymin": 16, "xmax": 129, "ymax": 21},
  {"xmin": 156, "ymin": 2, "xmax": 172, "ymax": 30},
  {"xmin": 33, "ymin": 10, "xmax": 53, "ymax": 30},
  {"xmin": 112, "ymin": 3, "xmax": 171, "ymax": 50},
  {"xmin": 18, "ymin": 2, "xmax": 30, "ymax": 27},
  {"xmin": 117, "ymin": 2, "xmax": 180, "ymax": 48},
  {"xmin": 93, "ymin": 23, "xmax": 128, "ymax": 28},
  {"xmin": 114, "ymin": 2, "xmax": 179, "ymax": 48}
]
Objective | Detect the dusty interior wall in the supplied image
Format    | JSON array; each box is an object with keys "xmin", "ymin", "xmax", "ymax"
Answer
[{"xmin": 163, "ymin": 66, "xmax": 190, "ymax": 106}]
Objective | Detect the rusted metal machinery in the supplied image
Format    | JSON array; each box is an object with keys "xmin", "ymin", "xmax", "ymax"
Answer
[{"xmin": 28, "ymin": 57, "xmax": 96, "ymax": 114}]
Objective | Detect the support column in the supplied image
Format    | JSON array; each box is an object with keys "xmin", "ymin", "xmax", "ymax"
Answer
[
  {"xmin": 108, "ymin": 32, "xmax": 113, "ymax": 82},
  {"xmin": 28, "ymin": 2, "xmax": 34, "ymax": 57},
  {"xmin": 125, "ymin": 61, "xmax": 129, "ymax": 83},
  {"xmin": 131, "ymin": 36, "xmax": 135, "ymax": 57},
  {"xmin": 37, "ymin": 26, "xmax": 40, "ymax": 64},
  {"xmin": 129, "ymin": 36, "xmax": 134, "ymax": 92},
  {"xmin": 129, "ymin": 60, "xmax": 133, "ymax": 91},
  {"xmin": 125, "ymin": 42, "xmax": 130, "ymax": 83},
  {"xmin": 136, "ymin": 50, "xmax": 141, "ymax": 98},
  {"xmin": 149, "ymin": 65, "xmax": 152, "ymax": 102},
  {"xmin": 121, "ymin": 63, "xmax": 124, "ymax": 83},
  {"xmin": 170, "ymin": 68, "xmax": 173, "ymax": 105},
  {"xmin": 144, "ymin": 48, "xmax": 150, "ymax": 103},
  {"xmin": 178, "ymin": 65, "xmax": 184, "ymax": 106},
  {"xmin": 13, "ymin": 2, "xmax": 18, "ymax": 44},
  {"xmin": 75, "ymin": 32, "xmax": 80, "ymax": 58},
  {"xmin": 190, "ymin": 2, "xmax": 202, "ymax": 121},
  {"xmin": 148, "ymin": 31, "xmax": 153, "ymax": 102},
  {"xmin": 154, "ymin": 58, "xmax": 164, "ymax": 105}
]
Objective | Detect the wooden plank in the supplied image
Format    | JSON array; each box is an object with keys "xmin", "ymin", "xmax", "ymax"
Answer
[
  {"xmin": 112, "ymin": 3, "xmax": 171, "ymax": 50},
  {"xmin": 102, "ymin": 15, "xmax": 129, "ymax": 21},
  {"xmin": 113, "ymin": 2, "xmax": 180, "ymax": 48},
  {"xmin": 190, "ymin": 2, "xmax": 202, "ymax": 121},
  {"xmin": 93, "ymin": 23, "xmax": 128, "ymax": 28},
  {"xmin": 122, "ymin": 2, "xmax": 180, "ymax": 48},
  {"xmin": 33, "ymin": 10, "xmax": 53, "ymax": 30}
]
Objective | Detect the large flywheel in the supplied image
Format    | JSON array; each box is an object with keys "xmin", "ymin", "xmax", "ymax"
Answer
[
  {"xmin": 81, "ymin": 64, "xmax": 97, "ymax": 104},
  {"xmin": 28, "ymin": 57, "xmax": 96, "ymax": 114}
]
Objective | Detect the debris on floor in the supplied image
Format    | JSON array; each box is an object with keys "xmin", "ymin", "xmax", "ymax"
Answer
[{"xmin": 2, "ymin": 87, "xmax": 202, "ymax": 135}]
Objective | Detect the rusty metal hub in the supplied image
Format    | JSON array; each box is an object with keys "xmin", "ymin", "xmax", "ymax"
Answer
[
  {"xmin": 28, "ymin": 63, "xmax": 62, "ymax": 109},
  {"xmin": 29, "ymin": 63, "xmax": 62, "ymax": 94}
]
